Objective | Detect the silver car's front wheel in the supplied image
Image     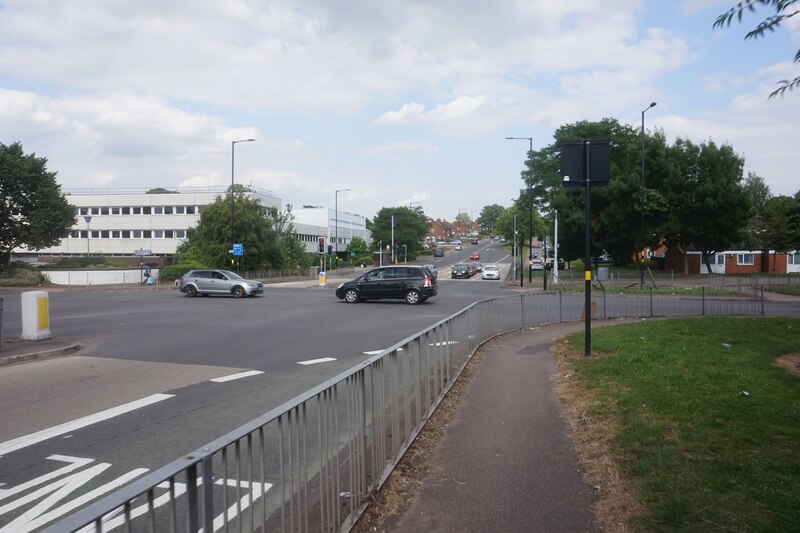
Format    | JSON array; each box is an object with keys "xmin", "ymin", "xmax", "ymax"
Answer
[
  {"xmin": 183, "ymin": 285, "xmax": 197, "ymax": 297},
  {"xmin": 232, "ymin": 286, "xmax": 245, "ymax": 298}
]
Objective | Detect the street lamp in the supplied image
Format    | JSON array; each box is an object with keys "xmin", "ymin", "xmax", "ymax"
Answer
[
  {"xmin": 506, "ymin": 136, "xmax": 534, "ymax": 284},
  {"xmin": 335, "ymin": 188, "xmax": 351, "ymax": 258},
  {"xmin": 641, "ymin": 102, "xmax": 656, "ymax": 285},
  {"xmin": 230, "ymin": 138, "xmax": 255, "ymax": 258},
  {"xmin": 83, "ymin": 215, "xmax": 92, "ymax": 257}
]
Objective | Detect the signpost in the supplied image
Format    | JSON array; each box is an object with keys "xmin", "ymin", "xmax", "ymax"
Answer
[{"xmin": 560, "ymin": 139, "xmax": 611, "ymax": 357}]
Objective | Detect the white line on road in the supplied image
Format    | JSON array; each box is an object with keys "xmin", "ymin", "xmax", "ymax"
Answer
[
  {"xmin": 362, "ymin": 350, "xmax": 383, "ymax": 355},
  {"xmin": 210, "ymin": 370, "xmax": 264, "ymax": 383},
  {"xmin": 0, "ymin": 394, "xmax": 175, "ymax": 457},
  {"xmin": 297, "ymin": 357, "xmax": 337, "ymax": 366}
]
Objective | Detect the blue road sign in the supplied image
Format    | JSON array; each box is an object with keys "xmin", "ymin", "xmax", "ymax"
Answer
[{"xmin": 233, "ymin": 243, "xmax": 243, "ymax": 256}]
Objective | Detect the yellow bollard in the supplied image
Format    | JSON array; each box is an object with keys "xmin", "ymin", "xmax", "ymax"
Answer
[{"xmin": 21, "ymin": 291, "xmax": 52, "ymax": 340}]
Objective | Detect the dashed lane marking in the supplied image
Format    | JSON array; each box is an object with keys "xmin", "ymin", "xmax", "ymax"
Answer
[
  {"xmin": 209, "ymin": 370, "xmax": 264, "ymax": 383},
  {"xmin": 297, "ymin": 358, "xmax": 337, "ymax": 366},
  {"xmin": 0, "ymin": 394, "xmax": 175, "ymax": 457}
]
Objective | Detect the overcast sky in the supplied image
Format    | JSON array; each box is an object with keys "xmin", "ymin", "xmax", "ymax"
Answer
[{"xmin": 1, "ymin": 0, "xmax": 798, "ymax": 221}]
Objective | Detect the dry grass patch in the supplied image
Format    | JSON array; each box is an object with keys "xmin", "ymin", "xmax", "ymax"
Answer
[
  {"xmin": 774, "ymin": 353, "xmax": 800, "ymax": 376},
  {"xmin": 352, "ymin": 346, "xmax": 485, "ymax": 532},
  {"xmin": 553, "ymin": 340, "xmax": 643, "ymax": 532}
]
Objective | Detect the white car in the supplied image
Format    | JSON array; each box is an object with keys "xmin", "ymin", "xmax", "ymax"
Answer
[
  {"xmin": 530, "ymin": 259, "xmax": 544, "ymax": 271},
  {"xmin": 482, "ymin": 264, "xmax": 501, "ymax": 280}
]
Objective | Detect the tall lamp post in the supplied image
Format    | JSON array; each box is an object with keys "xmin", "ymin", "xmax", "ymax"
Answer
[
  {"xmin": 335, "ymin": 188, "xmax": 351, "ymax": 260},
  {"xmin": 230, "ymin": 138, "xmax": 255, "ymax": 262},
  {"xmin": 506, "ymin": 136, "xmax": 534, "ymax": 283},
  {"xmin": 83, "ymin": 215, "xmax": 92, "ymax": 257},
  {"xmin": 640, "ymin": 102, "xmax": 656, "ymax": 285}
]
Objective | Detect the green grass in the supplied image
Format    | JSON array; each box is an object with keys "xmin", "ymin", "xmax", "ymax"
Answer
[
  {"xmin": 556, "ymin": 286, "xmax": 742, "ymax": 297},
  {"xmin": 563, "ymin": 317, "xmax": 800, "ymax": 531},
  {"xmin": 767, "ymin": 285, "xmax": 800, "ymax": 296}
]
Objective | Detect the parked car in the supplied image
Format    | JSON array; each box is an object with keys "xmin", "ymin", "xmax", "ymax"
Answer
[
  {"xmin": 530, "ymin": 259, "xmax": 544, "ymax": 271},
  {"xmin": 454, "ymin": 245, "xmax": 463, "ymax": 251},
  {"xmin": 470, "ymin": 261, "xmax": 482, "ymax": 273},
  {"xmin": 433, "ymin": 249, "xmax": 445, "ymax": 257},
  {"xmin": 470, "ymin": 252, "xmax": 480, "ymax": 260},
  {"xmin": 178, "ymin": 269, "xmax": 263, "ymax": 298},
  {"xmin": 335, "ymin": 265, "xmax": 437, "ymax": 305},
  {"xmin": 482, "ymin": 264, "xmax": 501, "ymax": 280},
  {"xmin": 451, "ymin": 263, "xmax": 472, "ymax": 279}
]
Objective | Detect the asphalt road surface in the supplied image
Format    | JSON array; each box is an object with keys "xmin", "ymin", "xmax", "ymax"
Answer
[{"xmin": 0, "ymin": 241, "xmax": 514, "ymax": 531}]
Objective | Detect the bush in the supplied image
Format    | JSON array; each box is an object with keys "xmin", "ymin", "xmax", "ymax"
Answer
[
  {"xmin": 0, "ymin": 268, "xmax": 49, "ymax": 287},
  {"xmin": 46, "ymin": 256, "xmax": 127, "ymax": 269},
  {"xmin": 160, "ymin": 262, "xmax": 208, "ymax": 283}
]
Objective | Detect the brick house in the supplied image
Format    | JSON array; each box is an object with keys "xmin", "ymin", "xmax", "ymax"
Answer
[{"xmin": 665, "ymin": 248, "xmax": 800, "ymax": 274}]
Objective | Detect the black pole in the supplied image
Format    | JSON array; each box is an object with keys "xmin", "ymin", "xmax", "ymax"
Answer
[
  {"xmin": 543, "ymin": 232, "xmax": 548, "ymax": 291},
  {"xmin": 520, "ymin": 233, "xmax": 524, "ymax": 288},
  {"xmin": 584, "ymin": 140, "xmax": 592, "ymax": 357},
  {"xmin": 528, "ymin": 186, "xmax": 533, "ymax": 284}
]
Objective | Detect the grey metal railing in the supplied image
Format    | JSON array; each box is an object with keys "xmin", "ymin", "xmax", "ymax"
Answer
[{"xmin": 41, "ymin": 290, "xmax": 765, "ymax": 533}]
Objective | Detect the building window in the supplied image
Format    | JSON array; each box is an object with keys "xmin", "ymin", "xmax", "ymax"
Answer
[
  {"xmin": 91, "ymin": 230, "xmax": 100, "ymax": 238},
  {"xmin": 153, "ymin": 206, "xmax": 163, "ymax": 215},
  {"xmin": 91, "ymin": 207, "xmax": 100, "ymax": 215},
  {"xmin": 132, "ymin": 207, "xmax": 142, "ymax": 215},
  {"xmin": 133, "ymin": 230, "xmax": 142, "ymax": 238},
  {"xmin": 715, "ymin": 254, "xmax": 724, "ymax": 265},
  {"xmin": 122, "ymin": 230, "xmax": 130, "ymax": 238},
  {"xmin": 143, "ymin": 230, "xmax": 152, "ymax": 238},
  {"xmin": 101, "ymin": 207, "xmax": 109, "ymax": 215},
  {"xmin": 111, "ymin": 207, "xmax": 120, "ymax": 215},
  {"xmin": 186, "ymin": 206, "xmax": 196, "ymax": 215},
  {"xmin": 154, "ymin": 230, "xmax": 163, "ymax": 238},
  {"xmin": 175, "ymin": 206, "xmax": 185, "ymax": 215},
  {"xmin": 70, "ymin": 230, "xmax": 79, "ymax": 238},
  {"xmin": 101, "ymin": 230, "xmax": 109, "ymax": 238},
  {"xmin": 737, "ymin": 253, "xmax": 754, "ymax": 266},
  {"xmin": 122, "ymin": 207, "xmax": 130, "ymax": 215},
  {"xmin": 164, "ymin": 230, "xmax": 174, "ymax": 238},
  {"xmin": 176, "ymin": 229, "xmax": 186, "ymax": 238},
  {"xmin": 789, "ymin": 253, "xmax": 799, "ymax": 265},
  {"xmin": 164, "ymin": 206, "xmax": 173, "ymax": 215},
  {"xmin": 143, "ymin": 207, "xmax": 151, "ymax": 215},
  {"xmin": 112, "ymin": 231, "xmax": 121, "ymax": 238}
]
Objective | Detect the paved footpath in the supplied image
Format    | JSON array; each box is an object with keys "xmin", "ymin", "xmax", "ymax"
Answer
[{"xmin": 387, "ymin": 322, "xmax": 600, "ymax": 533}]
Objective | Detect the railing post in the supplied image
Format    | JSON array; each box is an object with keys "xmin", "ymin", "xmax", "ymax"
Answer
[
  {"xmin": 202, "ymin": 456, "xmax": 214, "ymax": 533},
  {"xmin": 558, "ymin": 291, "xmax": 563, "ymax": 323},
  {"xmin": 701, "ymin": 286, "xmax": 706, "ymax": 316},
  {"xmin": 649, "ymin": 287, "xmax": 653, "ymax": 318},
  {"xmin": 761, "ymin": 286, "xmax": 765, "ymax": 316}
]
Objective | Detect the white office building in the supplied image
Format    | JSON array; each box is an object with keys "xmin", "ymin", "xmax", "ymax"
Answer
[
  {"xmin": 15, "ymin": 187, "xmax": 281, "ymax": 262},
  {"xmin": 292, "ymin": 207, "xmax": 371, "ymax": 254}
]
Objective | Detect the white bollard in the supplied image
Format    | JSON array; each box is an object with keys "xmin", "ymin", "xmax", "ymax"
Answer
[
  {"xmin": 21, "ymin": 291, "xmax": 52, "ymax": 340},
  {"xmin": 319, "ymin": 271, "xmax": 326, "ymax": 287}
]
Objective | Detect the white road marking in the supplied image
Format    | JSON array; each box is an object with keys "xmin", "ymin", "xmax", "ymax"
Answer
[
  {"xmin": 297, "ymin": 357, "xmax": 337, "ymax": 366},
  {"xmin": 210, "ymin": 370, "xmax": 264, "ymax": 383},
  {"xmin": 0, "ymin": 394, "xmax": 174, "ymax": 457},
  {"xmin": 362, "ymin": 350, "xmax": 384, "ymax": 355}
]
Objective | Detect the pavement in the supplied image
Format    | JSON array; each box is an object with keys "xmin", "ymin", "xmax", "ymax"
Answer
[
  {"xmin": 0, "ymin": 335, "xmax": 83, "ymax": 367},
  {"xmin": 385, "ymin": 322, "xmax": 600, "ymax": 533}
]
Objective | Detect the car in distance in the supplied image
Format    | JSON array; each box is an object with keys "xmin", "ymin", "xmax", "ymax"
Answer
[
  {"xmin": 454, "ymin": 244, "xmax": 462, "ymax": 251},
  {"xmin": 179, "ymin": 269, "xmax": 263, "ymax": 298},
  {"xmin": 469, "ymin": 261, "xmax": 482, "ymax": 273},
  {"xmin": 470, "ymin": 252, "xmax": 480, "ymax": 261},
  {"xmin": 482, "ymin": 264, "xmax": 501, "ymax": 280},
  {"xmin": 451, "ymin": 263, "xmax": 472, "ymax": 279},
  {"xmin": 422, "ymin": 264, "xmax": 438, "ymax": 279},
  {"xmin": 530, "ymin": 259, "xmax": 544, "ymax": 271},
  {"xmin": 433, "ymin": 249, "xmax": 445, "ymax": 257},
  {"xmin": 336, "ymin": 265, "xmax": 437, "ymax": 305}
]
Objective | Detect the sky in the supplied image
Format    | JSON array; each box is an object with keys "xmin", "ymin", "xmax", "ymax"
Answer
[{"xmin": 1, "ymin": 0, "xmax": 798, "ymax": 222}]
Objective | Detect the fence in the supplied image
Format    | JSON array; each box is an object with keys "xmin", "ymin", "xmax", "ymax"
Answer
[{"xmin": 43, "ymin": 289, "xmax": 765, "ymax": 533}]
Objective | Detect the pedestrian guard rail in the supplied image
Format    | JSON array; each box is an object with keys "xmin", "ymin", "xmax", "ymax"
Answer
[{"xmin": 44, "ymin": 289, "xmax": 765, "ymax": 533}]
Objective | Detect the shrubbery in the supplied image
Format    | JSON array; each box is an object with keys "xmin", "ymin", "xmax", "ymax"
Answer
[
  {"xmin": 0, "ymin": 267, "xmax": 49, "ymax": 287},
  {"xmin": 159, "ymin": 262, "xmax": 208, "ymax": 284}
]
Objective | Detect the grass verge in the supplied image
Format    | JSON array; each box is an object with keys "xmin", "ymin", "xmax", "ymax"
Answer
[{"xmin": 555, "ymin": 316, "xmax": 800, "ymax": 532}]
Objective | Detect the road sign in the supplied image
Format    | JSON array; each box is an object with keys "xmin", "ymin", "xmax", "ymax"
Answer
[
  {"xmin": 134, "ymin": 249, "xmax": 151, "ymax": 256},
  {"xmin": 233, "ymin": 244, "xmax": 243, "ymax": 256}
]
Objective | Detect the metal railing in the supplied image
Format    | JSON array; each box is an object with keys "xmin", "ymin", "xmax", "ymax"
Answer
[{"xmin": 42, "ymin": 289, "xmax": 765, "ymax": 533}]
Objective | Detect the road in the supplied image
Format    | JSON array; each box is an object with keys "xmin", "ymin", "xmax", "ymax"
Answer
[{"xmin": 0, "ymin": 240, "xmax": 512, "ymax": 531}]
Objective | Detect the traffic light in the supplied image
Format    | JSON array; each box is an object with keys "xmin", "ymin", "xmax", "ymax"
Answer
[
  {"xmin": 318, "ymin": 237, "xmax": 325, "ymax": 254},
  {"xmin": 327, "ymin": 244, "xmax": 333, "ymax": 256}
]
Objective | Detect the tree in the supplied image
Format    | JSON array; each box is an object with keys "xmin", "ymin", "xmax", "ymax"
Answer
[
  {"xmin": 454, "ymin": 212, "xmax": 472, "ymax": 224},
  {"xmin": 346, "ymin": 236, "xmax": 369, "ymax": 257},
  {"xmin": 370, "ymin": 206, "xmax": 428, "ymax": 260},
  {"xmin": 714, "ymin": 0, "xmax": 800, "ymax": 98},
  {"xmin": 655, "ymin": 139, "xmax": 751, "ymax": 273},
  {"xmin": 476, "ymin": 204, "xmax": 506, "ymax": 232},
  {"xmin": 146, "ymin": 187, "xmax": 174, "ymax": 194},
  {"xmin": 0, "ymin": 142, "xmax": 75, "ymax": 267},
  {"xmin": 266, "ymin": 204, "xmax": 314, "ymax": 269},
  {"xmin": 523, "ymin": 118, "xmax": 643, "ymax": 262},
  {"xmin": 177, "ymin": 187, "xmax": 276, "ymax": 270},
  {"xmin": 743, "ymin": 172, "xmax": 772, "ymax": 213}
]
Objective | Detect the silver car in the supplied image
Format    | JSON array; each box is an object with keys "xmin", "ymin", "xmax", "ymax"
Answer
[
  {"xmin": 482, "ymin": 264, "xmax": 501, "ymax": 280},
  {"xmin": 178, "ymin": 269, "xmax": 263, "ymax": 298}
]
